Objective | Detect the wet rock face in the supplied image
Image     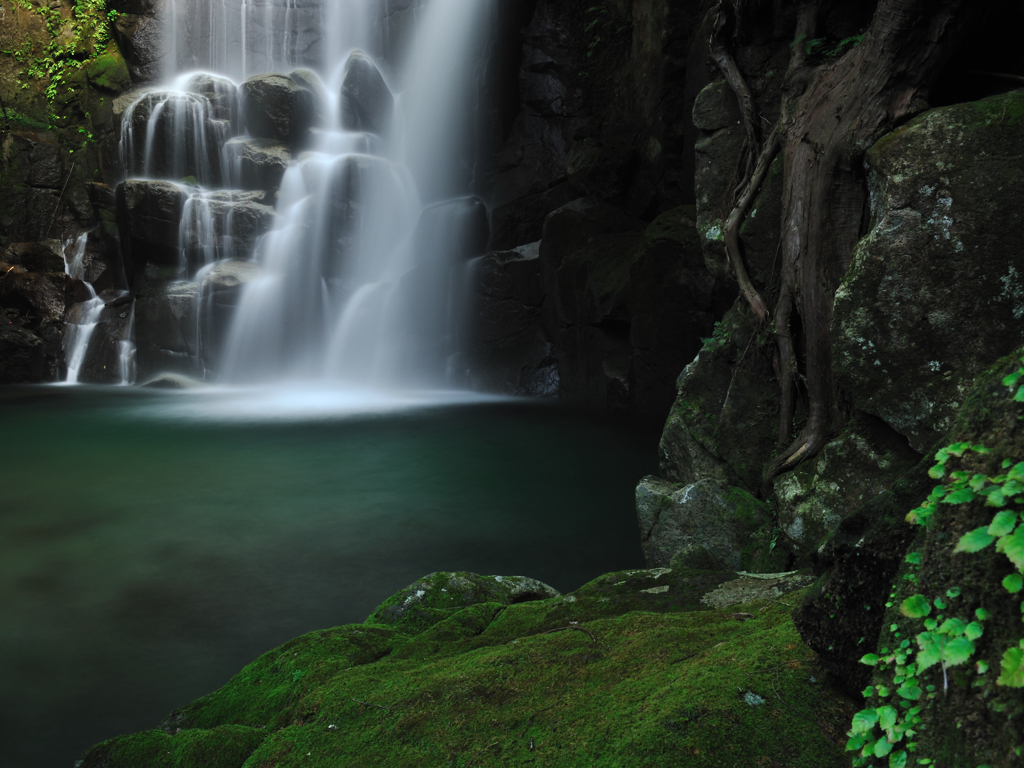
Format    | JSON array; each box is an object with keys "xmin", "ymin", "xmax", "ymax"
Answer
[
  {"xmin": 636, "ymin": 476, "xmax": 781, "ymax": 572},
  {"xmin": 109, "ymin": 0, "xmax": 169, "ymax": 83},
  {"xmin": 0, "ymin": 323, "xmax": 48, "ymax": 383},
  {"xmin": 2, "ymin": 241, "xmax": 66, "ymax": 274},
  {"xmin": 339, "ymin": 51, "xmax": 394, "ymax": 137},
  {"xmin": 466, "ymin": 242, "xmax": 559, "ymax": 397},
  {"xmin": 181, "ymin": 190, "xmax": 276, "ymax": 273},
  {"xmin": 184, "ymin": 73, "xmax": 238, "ymax": 125},
  {"xmin": 116, "ymin": 179, "xmax": 188, "ymax": 274},
  {"xmin": 121, "ymin": 91, "xmax": 229, "ymax": 182},
  {"xmin": 833, "ymin": 90, "xmax": 1024, "ymax": 454},
  {"xmin": 240, "ymin": 74, "xmax": 317, "ymax": 148},
  {"xmin": 288, "ymin": 68, "xmax": 329, "ymax": 127},
  {"xmin": 134, "ymin": 280, "xmax": 200, "ymax": 379},
  {"xmin": 70, "ymin": 296, "xmax": 135, "ymax": 385},
  {"xmin": 222, "ymin": 137, "xmax": 291, "ymax": 191}
]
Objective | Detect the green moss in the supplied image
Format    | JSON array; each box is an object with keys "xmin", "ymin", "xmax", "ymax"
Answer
[
  {"xmin": 80, "ymin": 575, "xmax": 855, "ymax": 768},
  {"xmin": 164, "ymin": 626, "xmax": 403, "ymax": 732},
  {"xmin": 82, "ymin": 726, "xmax": 266, "ymax": 768},
  {"xmin": 83, "ymin": 49, "xmax": 130, "ymax": 92}
]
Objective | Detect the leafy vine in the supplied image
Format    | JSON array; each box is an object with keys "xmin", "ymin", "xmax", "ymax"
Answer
[{"xmin": 846, "ymin": 358, "xmax": 1024, "ymax": 767}]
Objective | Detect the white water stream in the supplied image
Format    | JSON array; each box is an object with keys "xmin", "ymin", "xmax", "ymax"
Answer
[{"xmin": 105, "ymin": 0, "xmax": 493, "ymax": 390}]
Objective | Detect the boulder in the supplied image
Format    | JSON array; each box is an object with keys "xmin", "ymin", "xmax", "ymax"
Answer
[
  {"xmin": 658, "ymin": 300, "xmax": 779, "ymax": 492},
  {"xmin": 116, "ymin": 180, "xmax": 188, "ymax": 277},
  {"xmin": 195, "ymin": 260, "xmax": 264, "ymax": 369},
  {"xmin": 2, "ymin": 241, "xmax": 66, "ymax": 273},
  {"xmin": 0, "ymin": 322, "xmax": 48, "ymax": 383},
  {"xmin": 181, "ymin": 190, "xmax": 275, "ymax": 273},
  {"xmin": 466, "ymin": 242, "xmax": 559, "ymax": 396},
  {"xmin": 222, "ymin": 137, "xmax": 291, "ymax": 191},
  {"xmin": 288, "ymin": 68, "xmax": 329, "ymax": 127},
  {"xmin": 120, "ymin": 90, "xmax": 227, "ymax": 182},
  {"xmin": 184, "ymin": 72, "xmax": 239, "ymax": 125},
  {"xmin": 833, "ymin": 89, "xmax": 1024, "ymax": 454},
  {"xmin": 109, "ymin": 0, "xmax": 170, "ymax": 83},
  {"xmin": 772, "ymin": 412, "xmax": 921, "ymax": 562},
  {"xmin": 134, "ymin": 280, "xmax": 200, "ymax": 379},
  {"xmin": 0, "ymin": 267, "xmax": 88, "ymax": 322},
  {"xmin": 339, "ymin": 51, "xmax": 394, "ymax": 137},
  {"xmin": 636, "ymin": 476, "xmax": 782, "ymax": 572},
  {"xmin": 241, "ymin": 74, "xmax": 316, "ymax": 148},
  {"xmin": 69, "ymin": 294, "xmax": 136, "ymax": 385},
  {"xmin": 364, "ymin": 571, "xmax": 561, "ymax": 636}
]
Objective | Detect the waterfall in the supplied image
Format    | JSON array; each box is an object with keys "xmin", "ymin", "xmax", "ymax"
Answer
[{"xmin": 113, "ymin": 0, "xmax": 493, "ymax": 389}]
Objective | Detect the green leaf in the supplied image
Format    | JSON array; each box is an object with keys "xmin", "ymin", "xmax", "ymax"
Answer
[
  {"xmin": 999, "ymin": 526, "xmax": 1024, "ymax": 570},
  {"xmin": 946, "ymin": 586, "xmax": 962, "ymax": 599},
  {"xmin": 977, "ymin": 660, "xmax": 990, "ymax": 674},
  {"xmin": 923, "ymin": 618, "xmax": 938, "ymax": 631},
  {"xmin": 1007, "ymin": 462, "xmax": 1024, "ymax": 484},
  {"xmin": 988, "ymin": 510, "xmax": 1020, "ymax": 537},
  {"xmin": 998, "ymin": 647, "xmax": 1024, "ymax": 687},
  {"xmin": 956, "ymin": 527, "xmax": 996, "ymax": 553},
  {"xmin": 943, "ymin": 486, "xmax": 977, "ymax": 505},
  {"xmin": 889, "ymin": 752, "xmax": 908, "ymax": 768},
  {"xmin": 977, "ymin": 607, "xmax": 992, "ymax": 620},
  {"xmin": 1003, "ymin": 370, "xmax": 1023, "ymax": 389},
  {"xmin": 877, "ymin": 705, "xmax": 898, "ymax": 732},
  {"xmin": 1004, "ymin": 573, "xmax": 1024, "ymax": 594},
  {"xmin": 943, "ymin": 636, "xmax": 975, "ymax": 667},
  {"xmin": 915, "ymin": 633, "xmax": 942, "ymax": 672},
  {"xmin": 928, "ymin": 465, "xmax": 946, "ymax": 480},
  {"xmin": 875, "ymin": 738, "xmax": 895, "ymax": 758},
  {"xmin": 896, "ymin": 683, "xmax": 922, "ymax": 700},
  {"xmin": 965, "ymin": 621, "xmax": 984, "ymax": 641},
  {"xmin": 851, "ymin": 709, "xmax": 880, "ymax": 734},
  {"xmin": 934, "ymin": 597, "xmax": 947, "ymax": 610},
  {"xmin": 901, "ymin": 595, "xmax": 932, "ymax": 618},
  {"xmin": 860, "ymin": 654, "xmax": 880, "ymax": 667},
  {"xmin": 985, "ymin": 487, "xmax": 1009, "ymax": 507},
  {"xmin": 847, "ymin": 734, "xmax": 869, "ymax": 751},
  {"xmin": 1014, "ymin": 386, "xmax": 1024, "ymax": 402},
  {"xmin": 862, "ymin": 686, "xmax": 876, "ymax": 698},
  {"xmin": 938, "ymin": 618, "xmax": 968, "ymax": 636}
]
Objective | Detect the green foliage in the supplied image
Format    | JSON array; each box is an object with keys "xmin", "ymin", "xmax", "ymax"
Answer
[
  {"xmin": 9, "ymin": 0, "xmax": 117, "ymax": 130},
  {"xmin": 848, "ymin": 359, "xmax": 1024, "ymax": 766},
  {"xmin": 701, "ymin": 321, "xmax": 729, "ymax": 352}
]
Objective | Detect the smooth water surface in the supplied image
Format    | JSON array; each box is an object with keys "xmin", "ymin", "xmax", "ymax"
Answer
[{"xmin": 0, "ymin": 387, "xmax": 654, "ymax": 767}]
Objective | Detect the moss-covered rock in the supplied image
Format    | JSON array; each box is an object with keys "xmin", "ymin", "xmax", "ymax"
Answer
[
  {"xmin": 79, "ymin": 574, "xmax": 855, "ymax": 768},
  {"xmin": 773, "ymin": 412, "xmax": 921, "ymax": 561},
  {"xmin": 364, "ymin": 571, "xmax": 561, "ymax": 637},
  {"xmin": 636, "ymin": 476, "xmax": 776, "ymax": 571},
  {"xmin": 833, "ymin": 89, "xmax": 1024, "ymax": 454}
]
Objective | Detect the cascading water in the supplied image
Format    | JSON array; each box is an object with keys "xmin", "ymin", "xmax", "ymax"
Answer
[{"xmin": 108, "ymin": 0, "xmax": 494, "ymax": 391}]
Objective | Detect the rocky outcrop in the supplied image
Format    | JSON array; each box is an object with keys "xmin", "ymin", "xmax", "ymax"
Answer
[
  {"xmin": 833, "ymin": 90, "xmax": 1024, "ymax": 454},
  {"xmin": 116, "ymin": 179, "xmax": 187, "ymax": 277},
  {"xmin": 134, "ymin": 280, "xmax": 199, "ymax": 379},
  {"xmin": 636, "ymin": 476, "xmax": 783, "ymax": 572},
  {"xmin": 222, "ymin": 138, "xmax": 291, "ymax": 192},
  {"xmin": 109, "ymin": 0, "xmax": 169, "ymax": 83},
  {"xmin": 465, "ymin": 242, "xmax": 558, "ymax": 396},
  {"xmin": 339, "ymin": 51, "xmax": 394, "ymax": 137},
  {"xmin": 240, "ymin": 74, "xmax": 316, "ymax": 148}
]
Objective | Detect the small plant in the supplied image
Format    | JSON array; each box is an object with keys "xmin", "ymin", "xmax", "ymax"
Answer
[
  {"xmin": 846, "ymin": 357, "xmax": 1024, "ymax": 766},
  {"xmin": 701, "ymin": 321, "xmax": 729, "ymax": 352}
]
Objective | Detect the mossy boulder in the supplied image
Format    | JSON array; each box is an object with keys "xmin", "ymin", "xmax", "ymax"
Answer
[
  {"xmin": 658, "ymin": 299, "xmax": 779, "ymax": 493},
  {"xmin": 833, "ymin": 89, "xmax": 1024, "ymax": 454},
  {"xmin": 364, "ymin": 571, "xmax": 560, "ymax": 637},
  {"xmin": 636, "ymin": 476, "xmax": 780, "ymax": 571},
  {"xmin": 79, "ymin": 572, "xmax": 855, "ymax": 768},
  {"xmin": 773, "ymin": 412, "xmax": 921, "ymax": 561}
]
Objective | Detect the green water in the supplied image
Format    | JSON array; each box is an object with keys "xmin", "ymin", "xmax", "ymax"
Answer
[{"xmin": 0, "ymin": 387, "xmax": 655, "ymax": 767}]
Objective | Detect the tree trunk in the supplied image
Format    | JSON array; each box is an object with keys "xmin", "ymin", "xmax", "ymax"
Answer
[{"xmin": 711, "ymin": 0, "xmax": 988, "ymax": 489}]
